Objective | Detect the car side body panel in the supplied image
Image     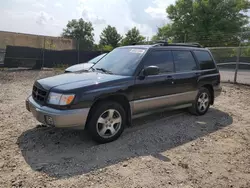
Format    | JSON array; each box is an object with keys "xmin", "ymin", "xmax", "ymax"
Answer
[{"xmin": 70, "ymin": 77, "xmax": 135, "ymax": 109}]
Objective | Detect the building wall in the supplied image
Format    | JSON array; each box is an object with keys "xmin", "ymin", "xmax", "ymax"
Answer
[{"xmin": 0, "ymin": 31, "xmax": 76, "ymax": 50}]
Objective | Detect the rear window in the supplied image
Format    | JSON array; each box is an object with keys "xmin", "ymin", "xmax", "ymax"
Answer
[
  {"xmin": 194, "ymin": 51, "xmax": 215, "ymax": 70},
  {"xmin": 172, "ymin": 51, "xmax": 198, "ymax": 72}
]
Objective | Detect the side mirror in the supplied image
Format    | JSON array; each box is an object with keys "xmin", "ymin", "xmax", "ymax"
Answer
[{"xmin": 143, "ymin": 66, "xmax": 160, "ymax": 76}]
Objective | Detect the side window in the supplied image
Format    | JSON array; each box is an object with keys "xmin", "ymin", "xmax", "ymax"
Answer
[
  {"xmin": 143, "ymin": 50, "xmax": 174, "ymax": 74},
  {"xmin": 172, "ymin": 51, "xmax": 197, "ymax": 72},
  {"xmin": 194, "ymin": 51, "xmax": 216, "ymax": 70}
]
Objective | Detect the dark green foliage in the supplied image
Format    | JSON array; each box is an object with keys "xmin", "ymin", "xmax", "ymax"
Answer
[{"xmin": 62, "ymin": 18, "xmax": 95, "ymax": 50}]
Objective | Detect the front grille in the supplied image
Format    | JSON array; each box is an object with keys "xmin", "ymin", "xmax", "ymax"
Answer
[{"xmin": 32, "ymin": 84, "xmax": 47, "ymax": 105}]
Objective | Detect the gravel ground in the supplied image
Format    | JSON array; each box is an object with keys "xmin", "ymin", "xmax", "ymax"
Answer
[{"xmin": 0, "ymin": 70, "xmax": 250, "ymax": 188}]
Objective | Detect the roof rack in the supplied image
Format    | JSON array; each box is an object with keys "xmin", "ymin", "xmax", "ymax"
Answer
[
  {"xmin": 168, "ymin": 43, "xmax": 203, "ymax": 48},
  {"xmin": 131, "ymin": 41, "xmax": 203, "ymax": 48},
  {"xmin": 151, "ymin": 40, "xmax": 168, "ymax": 47},
  {"xmin": 152, "ymin": 42, "xmax": 203, "ymax": 48}
]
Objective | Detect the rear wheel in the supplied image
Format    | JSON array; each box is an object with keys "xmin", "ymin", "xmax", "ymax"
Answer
[
  {"xmin": 87, "ymin": 101, "xmax": 126, "ymax": 143},
  {"xmin": 189, "ymin": 87, "xmax": 211, "ymax": 115}
]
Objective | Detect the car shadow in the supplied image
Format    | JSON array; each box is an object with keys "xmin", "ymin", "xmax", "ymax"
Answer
[{"xmin": 17, "ymin": 108, "xmax": 233, "ymax": 178}]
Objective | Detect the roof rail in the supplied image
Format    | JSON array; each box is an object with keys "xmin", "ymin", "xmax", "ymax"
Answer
[
  {"xmin": 130, "ymin": 41, "xmax": 203, "ymax": 48},
  {"xmin": 152, "ymin": 40, "xmax": 168, "ymax": 46},
  {"xmin": 152, "ymin": 43, "xmax": 164, "ymax": 47},
  {"xmin": 131, "ymin": 40, "xmax": 168, "ymax": 46},
  {"xmin": 167, "ymin": 43, "xmax": 203, "ymax": 48},
  {"xmin": 151, "ymin": 42, "xmax": 203, "ymax": 48}
]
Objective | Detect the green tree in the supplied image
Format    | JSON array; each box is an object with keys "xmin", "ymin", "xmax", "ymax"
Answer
[
  {"xmin": 101, "ymin": 45, "xmax": 114, "ymax": 51},
  {"xmin": 99, "ymin": 25, "xmax": 122, "ymax": 48},
  {"xmin": 151, "ymin": 24, "xmax": 174, "ymax": 42},
  {"xmin": 62, "ymin": 18, "xmax": 94, "ymax": 50},
  {"xmin": 165, "ymin": 0, "xmax": 250, "ymax": 46},
  {"xmin": 121, "ymin": 27, "xmax": 145, "ymax": 45}
]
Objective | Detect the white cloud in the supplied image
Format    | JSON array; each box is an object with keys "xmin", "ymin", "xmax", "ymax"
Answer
[
  {"xmin": 1, "ymin": 0, "xmax": 176, "ymax": 41},
  {"xmin": 13, "ymin": 0, "xmax": 34, "ymax": 2},
  {"xmin": 38, "ymin": 0, "xmax": 48, "ymax": 3},
  {"xmin": 145, "ymin": 0, "xmax": 175, "ymax": 19},
  {"xmin": 54, "ymin": 2, "xmax": 63, "ymax": 8},
  {"xmin": 76, "ymin": 0, "xmax": 158, "ymax": 41},
  {"xmin": 32, "ymin": 2, "xmax": 45, "ymax": 8},
  {"xmin": 145, "ymin": 6, "xmax": 166, "ymax": 19},
  {"xmin": 81, "ymin": 6, "xmax": 106, "ymax": 25},
  {"xmin": 36, "ymin": 11, "xmax": 54, "ymax": 25}
]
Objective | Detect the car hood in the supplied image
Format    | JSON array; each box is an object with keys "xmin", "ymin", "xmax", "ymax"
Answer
[
  {"xmin": 37, "ymin": 72, "xmax": 130, "ymax": 91},
  {"xmin": 65, "ymin": 63, "xmax": 94, "ymax": 72}
]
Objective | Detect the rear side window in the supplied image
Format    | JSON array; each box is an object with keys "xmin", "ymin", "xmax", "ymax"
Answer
[
  {"xmin": 143, "ymin": 50, "xmax": 174, "ymax": 74},
  {"xmin": 172, "ymin": 51, "xmax": 197, "ymax": 72},
  {"xmin": 194, "ymin": 51, "xmax": 216, "ymax": 70}
]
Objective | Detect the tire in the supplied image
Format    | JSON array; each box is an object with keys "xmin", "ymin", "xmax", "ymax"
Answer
[
  {"xmin": 189, "ymin": 87, "xmax": 211, "ymax": 116},
  {"xmin": 87, "ymin": 101, "xmax": 126, "ymax": 144}
]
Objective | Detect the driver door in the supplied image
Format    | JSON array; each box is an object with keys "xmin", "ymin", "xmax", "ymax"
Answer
[{"xmin": 132, "ymin": 49, "xmax": 176, "ymax": 115}]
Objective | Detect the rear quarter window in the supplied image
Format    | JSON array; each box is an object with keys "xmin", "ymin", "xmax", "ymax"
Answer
[{"xmin": 194, "ymin": 51, "xmax": 216, "ymax": 70}]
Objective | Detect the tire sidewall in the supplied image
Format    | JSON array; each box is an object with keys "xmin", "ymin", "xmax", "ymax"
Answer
[
  {"xmin": 88, "ymin": 101, "xmax": 126, "ymax": 144},
  {"xmin": 194, "ymin": 87, "xmax": 211, "ymax": 115}
]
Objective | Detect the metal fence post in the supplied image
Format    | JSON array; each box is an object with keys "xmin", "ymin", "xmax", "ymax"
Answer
[
  {"xmin": 77, "ymin": 39, "xmax": 80, "ymax": 64},
  {"xmin": 42, "ymin": 36, "xmax": 45, "ymax": 69},
  {"xmin": 234, "ymin": 47, "xmax": 240, "ymax": 83},
  {"xmin": 234, "ymin": 31, "xmax": 243, "ymax": 83}
]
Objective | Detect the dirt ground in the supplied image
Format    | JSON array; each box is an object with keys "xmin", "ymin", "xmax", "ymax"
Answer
[{"xmin": 0, "ymin": 70, "xmax": 250, "ymax": 188}]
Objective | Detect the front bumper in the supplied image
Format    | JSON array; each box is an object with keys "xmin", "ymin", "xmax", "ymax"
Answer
[{"xmin": 26, "ymin": 96, "xmax": 90, "ymax": 129}]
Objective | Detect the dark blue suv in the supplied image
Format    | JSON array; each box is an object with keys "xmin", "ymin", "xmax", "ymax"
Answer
[{"xmin": 26, "ymin": 43, "xmax": 222, "ymax": 143}]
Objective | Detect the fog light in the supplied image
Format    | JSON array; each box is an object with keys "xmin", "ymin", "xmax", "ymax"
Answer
[{"xmin": 45, "ymin": 115, "xmax": 54, "ymax": 125}]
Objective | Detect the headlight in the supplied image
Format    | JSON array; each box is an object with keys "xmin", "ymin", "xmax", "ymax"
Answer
[{"xmin": 47, "ymin": 92, "xmax": 75, "ymax": 105}]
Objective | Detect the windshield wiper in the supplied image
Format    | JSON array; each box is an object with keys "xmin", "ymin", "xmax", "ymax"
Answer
[{"xmin": 95, "ymin": 68, "xmax": 113, "ymax": 74}]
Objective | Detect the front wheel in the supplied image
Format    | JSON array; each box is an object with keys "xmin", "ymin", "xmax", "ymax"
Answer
[
  {"xmin": 189, "ymin": 87, "xmax": 211, "ymax": 116},
  {"xmin": 87, "ymin": 101, "xmax": 126, "ymax": 144}
]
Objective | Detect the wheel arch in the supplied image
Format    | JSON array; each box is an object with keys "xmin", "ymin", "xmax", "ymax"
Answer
[
  {"xmin": 86, "ymin": 94, "xmax": 132, "ymax": 129},
  {"xmin": 200, "ymin": 84, "xmax": 214, "ymax": 105}
]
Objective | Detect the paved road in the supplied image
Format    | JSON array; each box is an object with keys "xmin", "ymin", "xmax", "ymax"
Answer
[{"xmin": 219, "ymin": 69, "xmax": 250, "ymax": 84}]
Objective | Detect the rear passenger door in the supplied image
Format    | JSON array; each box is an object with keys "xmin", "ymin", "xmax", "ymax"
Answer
[
  {"xmin": 171, "ymin": 50, "xmax": 200, "ymax": 103},
  {"xmin": 193, "ymin": 50, "xmax": 220, "ymax": 86}
]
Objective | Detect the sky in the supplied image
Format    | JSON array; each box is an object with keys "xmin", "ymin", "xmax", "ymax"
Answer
[{"xmin": 0, "ymin": 0, "xmax": 176, "ymax": 42}]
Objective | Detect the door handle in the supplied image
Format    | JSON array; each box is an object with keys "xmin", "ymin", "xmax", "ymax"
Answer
[
  {"xmin": 166, "ymin": 75, "xmax": 173, "ymax": 79},
  {"xmin": 165, "ymin": 76, "xmax": 175, "ymax": 84}
]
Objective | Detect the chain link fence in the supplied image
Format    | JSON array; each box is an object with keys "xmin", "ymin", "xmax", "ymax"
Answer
[
  {"xmin": 0, "ymin": 49, "xmax": 5, "ymax": 68},
  {"xmin": 1, "ymin": 30, "xmax": 250, "ymax": 85},
  {"xmin": 2, "ymin": 45, "xmax": 250, "ymax": 85},
  {"xmin": 3, "ymin": 45, "xmax": 107, "ymax": 69},
  {"xmin": 209, "ymin": 46, "xmax": 250, "ymax": 85},
  {"xmin": 1, "ymin": 36, "xmax": 108, "ymax": 69}
]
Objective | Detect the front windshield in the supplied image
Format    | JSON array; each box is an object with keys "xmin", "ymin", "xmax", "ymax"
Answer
[
  {"xmin": 88, "ymin": 53, "xmax": 106, "ymax": 64},
  {"xmin": 92, "ymin": 48, "xmax": 146, "ymax": 76}
]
